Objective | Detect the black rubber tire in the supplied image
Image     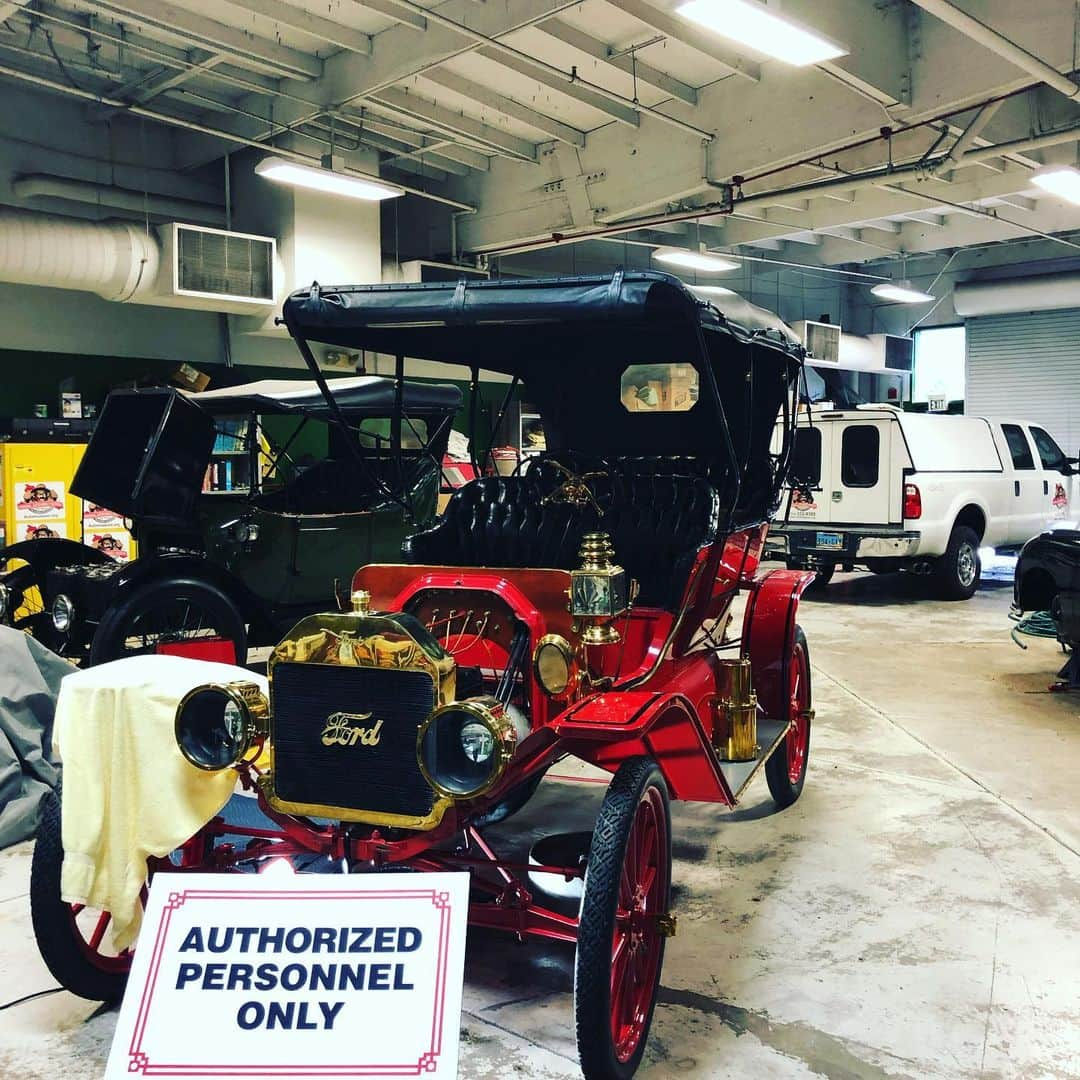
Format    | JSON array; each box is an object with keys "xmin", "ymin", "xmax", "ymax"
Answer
[
  {"xmin": 575, "ymin": 757, "xmax": 671, "ymax": 1080},
  {"xmin": 765, "ymin": 626, "xmax": 812, "ymax": 809},
  {"xmin": 933, "ymin": 525, "xmax": 981, "ymax": 601},
  {"xmin": 89, "ymin": 577, "xmax": 248, "ymax": 665},
  {"xmin": 30, "ymin": 784, "xmax": 130, "ymax": 1002},
  {"xmin": 807, "ymin": 563, "xmax": 835, "ymax": 589}
]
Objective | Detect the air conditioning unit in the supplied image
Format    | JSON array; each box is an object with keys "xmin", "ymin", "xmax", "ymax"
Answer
[
  {"xmin": 793, "ymin": 320, "xmax": 841, "ymax": 363},
  {"xmin": 878, "ymin": 334, "xmax": 914, "ymax": 372},
  {"xmin": 146, "ymin": 223, "xmax": 278, "ymax": 314}
]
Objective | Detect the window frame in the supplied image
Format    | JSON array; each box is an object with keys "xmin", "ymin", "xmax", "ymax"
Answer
[
  {"xmin": 1001, "ymin": 423, "xmax": 1036, "ymax": 471},
  {"xmin": 1029, "ymin": 426, "xmax": 1068, "ymax": 472},
  {"xmin": 840, "ymin": 425, "xmax": 880, "ymax": 489}
]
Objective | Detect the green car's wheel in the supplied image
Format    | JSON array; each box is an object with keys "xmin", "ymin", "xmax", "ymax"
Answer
[{"xmin": 90, "ymin": 578, "xmax": 247, "ymax": 665}]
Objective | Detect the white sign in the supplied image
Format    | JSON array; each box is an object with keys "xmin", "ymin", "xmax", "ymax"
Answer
[
  {"xmin": 106, "ymin": 870, "xmax": 469, "ymax": 1079},
  {"xmin": 927, "ymin": 394, "xmax": 948, "ymax": 413}
]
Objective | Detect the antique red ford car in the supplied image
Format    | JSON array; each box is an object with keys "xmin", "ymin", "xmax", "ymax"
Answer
[{"xmin": 32, "ymin": 271, "xmax": 813, "ymax": 1080}]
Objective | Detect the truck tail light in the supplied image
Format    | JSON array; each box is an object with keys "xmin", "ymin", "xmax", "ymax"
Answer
[{"xmin": 903, "ymin": 483, "xmax": 922, "ymax": 520}]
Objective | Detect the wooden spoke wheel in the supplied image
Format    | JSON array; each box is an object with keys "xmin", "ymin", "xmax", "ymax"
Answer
[
  {"xmin": 89, "ymin": 578, "xmax": 247, "ymax": 665},
  {"xmin": 575, "ymin": 757, "xmax": 672, "ymax": 1080},
  {"xmin": 0, "ymin": 560, "xmax": 64, "ymax": 651},
  {"xmin": 765, "ymin": 624, "xmax": 812, "ymax": 808},
  {"xmin": 30, "ymin": 785, "xmax": 138, "ymax": 1001}
]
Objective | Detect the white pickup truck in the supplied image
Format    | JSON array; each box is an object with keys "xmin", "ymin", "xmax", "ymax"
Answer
[{"xmin": 768, "ymin": 406, "xmax": 1079, "ymax": 599}]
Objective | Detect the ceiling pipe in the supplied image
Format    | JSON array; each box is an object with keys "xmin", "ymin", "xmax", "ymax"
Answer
[
  {"xmin": 474, "ymin": 120, "xmax": 1080, "ymax": 257},
  {"xmin": 908, "ymin": 0, "xmax": 1080, "ymax": 100},
  {"xmin": 0, "ymin": 61, "xmax": 476, "ymax": 213},
  {"xmin": 12, "ymin": 175, "xmax": 225, "ymax": 226},
  {"xmin": 931, "ymin": 99, "xmax": 1005, "ymax": 176}
]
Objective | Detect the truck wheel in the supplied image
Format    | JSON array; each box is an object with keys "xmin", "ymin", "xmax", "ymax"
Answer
[
  {"xmin": 934, "ymin": 526, "xmax": 981, "ymax": 601},
  {"xmin": 575, "ymin": 757, "xmax": 671, "ymax": 1080},
  {"xmin": 90, "ymin": 578, "xmax": 247, "ymax": 665},
  {"xmin": 765, "ymin": 626, "xmax": 812, "ymax": 808},
  {"xmin": 30, "ymin": 784, "xmax": 133, "ymax": 1002}
]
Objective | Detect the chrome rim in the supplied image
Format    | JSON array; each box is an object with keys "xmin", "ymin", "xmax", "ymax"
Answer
[{"xmin": 957, "ymin": 543, "xmax": 977, "ymax": 588}]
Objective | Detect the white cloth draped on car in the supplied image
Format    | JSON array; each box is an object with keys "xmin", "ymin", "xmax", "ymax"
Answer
[{"xmin": 54, "ymin": 655, "xmax": 266, "ymax": 950}]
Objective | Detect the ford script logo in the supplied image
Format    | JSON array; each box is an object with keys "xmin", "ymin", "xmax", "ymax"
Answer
[{"xmin": 321, "ymin": 711, "xmax": 383, "ymax": 747}]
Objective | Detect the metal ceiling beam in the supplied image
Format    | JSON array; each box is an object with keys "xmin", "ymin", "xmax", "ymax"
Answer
[
  {"xmin": 537, "ymin": 19, "xmax": 698, "ymax": 106},
  {"xmin": 338, "ymin": 111, "xmax": 491, "ymax": 171},
  {"xmin": 422, "ymin": 68, "xmax": 586, "ymax": 146},
  {"xmin": 74, "ymin": 0, "xmax": 323, "ymax": 80},
  {"xmin": 607, "ymin": 0, "xmax": 760, "ymax": 82},
  {"xmin": 472, "ymin": 45, "xmax": 640, "ymax": 128},
  {"xmin": 369, "ymin": 87, "xmax": 539, "ymax": 161},
  {"xmin": 352, "ymin": 0, "xmax": 427, "ymax": 32},
  {"xmin": 910, "ymin": 0, "xmax": 1080, "ymax": 101},
  {"xmin": 221, "ymin": 0, "xmax": 372, "ymax": 57}
]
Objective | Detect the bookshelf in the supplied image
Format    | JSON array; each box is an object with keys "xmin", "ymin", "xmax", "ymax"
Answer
[{"xmin": 204, "ymin": 417, "xmax": 254, "ymax": 494}]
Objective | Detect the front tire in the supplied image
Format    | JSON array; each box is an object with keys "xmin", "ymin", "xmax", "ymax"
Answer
[
  {"xmin": 89, "ymin": 577, "xmax": 247, "ymax": 665},
  {"xmin": 30, "ymin": 785, "xmax": 132, "ymax": 1002},
  {"xmin": 765, "ymin": 625, "xmax": 812, "ymax": 809},
  {"xmin": 933, "ymin": 526, "xmax": 981, "ymax": 601},
  {"xmin": 575, "ymin": 757, "xmax": 671, "ymax": 1080}
]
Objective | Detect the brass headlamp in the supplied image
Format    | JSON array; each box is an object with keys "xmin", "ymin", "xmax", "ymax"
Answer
[
  {"xmin": 175, "ymin": 681, "xmax": 269, "ymax": 771},
  {"xmin": 570, "ymin": 532, "xmax": 629, "ymax": 645}
]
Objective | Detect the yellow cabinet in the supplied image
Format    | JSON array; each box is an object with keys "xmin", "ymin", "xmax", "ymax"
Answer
[{"xmin": 0, "ymin": 441, "xmax": 136, "ymax": 559}]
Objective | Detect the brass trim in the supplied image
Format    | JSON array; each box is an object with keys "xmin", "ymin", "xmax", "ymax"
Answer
[
  {"xmin": 532, "ymin": 633, "xmax": 579, "ymax": 700},
  {"xmin": 656, "ymin": 912, "xmax": 678, "ymax": 938},
  {"xmin": 174, "ymin": 681, "xmax": 269, "ymax": 772},
  {"xmin": 257, "ymin": 772, "xmax": 455, "ymax": 831},
  {"xmin": 416, "ymin": 696, "xmax": 517, "ymax": 800}
]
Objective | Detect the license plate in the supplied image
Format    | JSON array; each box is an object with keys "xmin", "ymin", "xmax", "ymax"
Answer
[{"xmin": 815, "ymin": 532, "xmax": 843, "ymax": 550}]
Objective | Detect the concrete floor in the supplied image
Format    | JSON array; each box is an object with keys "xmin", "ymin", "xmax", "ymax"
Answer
[{"xmin": 1, "ymin": 572, "xmax": 1079, "ymax": 1079}]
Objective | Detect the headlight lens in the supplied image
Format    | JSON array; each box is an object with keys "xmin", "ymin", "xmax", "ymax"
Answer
[
  {"xmin": 175, "ymin": 682, "xmax": 269, "ymax": 771},
  {"xmin": 0, "ymin": 582, "xmax": 9, "ymax": 621},
  {"xmin": 417, "ymin": 696, "xmax": 516, "ymax": 798},
  {"xmin": 533, "ymin": 634, "xmax": 576, "ymax": 698},
  {"xmin": 51, "ymin": 594, "xmax": 75, "ymax": 632}
]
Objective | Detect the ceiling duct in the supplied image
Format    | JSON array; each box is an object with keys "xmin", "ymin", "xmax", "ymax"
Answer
[
  {"xmin": 954, "ymin": 273, "xmax": 1080, "ymax": 316},
  {"xmin": 0, "ymin": 207, "xmax": 276, "ymax": 313}
]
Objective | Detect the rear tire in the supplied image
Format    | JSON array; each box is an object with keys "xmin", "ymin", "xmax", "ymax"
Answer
[
  {"xmin": 90, "ymin": 578, "xmax": 247, "ymax": 665},
  {"xmin": 765, "ymin": 626, "xmax": 812, "ymax": 808},
  {"xmin": 933, "ymin": 526, "xmax": 981, "ymax": 601}
]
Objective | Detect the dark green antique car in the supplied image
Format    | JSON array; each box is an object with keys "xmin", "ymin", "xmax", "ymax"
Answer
[{"xmin": 0, "ymin": 376, "xmax": 460, "ymax": 664}]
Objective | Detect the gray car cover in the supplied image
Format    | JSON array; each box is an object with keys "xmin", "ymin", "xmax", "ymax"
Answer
[{"xmin": 0, "ymin": 626, "xmax": 74, "ymax": 848}]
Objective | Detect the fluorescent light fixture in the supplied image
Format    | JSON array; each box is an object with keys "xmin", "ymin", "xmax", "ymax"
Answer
[
  {"xmin": 676, "ymin": 0, "xmax": 847, "ymax": 66},
  {"xmin": 870, "ymin": 280, "xmax": 935, "ymax": 304},
  {"xmin": 1031, "ymin": 165, "xmax": 1080, "ymax": 205},
  {"xmin": 694, "ymin": 285, "xmax": 738, "ymax": 296},
  {"xmin": 654, "ymin": 248, "xmax": 740, "ymax": 273},
  {"xmin": 254, "ymin": 155, "xmax": 404, "ymax": 201}
]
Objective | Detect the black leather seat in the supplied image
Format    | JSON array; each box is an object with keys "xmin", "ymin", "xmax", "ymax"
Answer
[{"xmin": 406, "ymin": 456, "xmax": 719, "ymax": 609}]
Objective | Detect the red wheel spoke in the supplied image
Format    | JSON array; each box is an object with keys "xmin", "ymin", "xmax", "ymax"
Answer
[
  {"xmin": 70, "ymin": 903, "xmax": 85, "ymax": 916},
  {"xmin": 88, "ymin": 910, "xmax": 111, "ymax": 951}
]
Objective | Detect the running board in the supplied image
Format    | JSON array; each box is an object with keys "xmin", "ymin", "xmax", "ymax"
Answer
[{"xmin": 717, "ymin": 718, "xmax": 791, "ymax": 804}]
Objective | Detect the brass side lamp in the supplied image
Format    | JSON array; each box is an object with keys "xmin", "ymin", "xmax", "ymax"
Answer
[
  {"xmin": 714, "ymin": 658, "xmax": 759, "ymax": 762},
  {"xmin": 570, "ymin": 532, "xmax": 628, "ymax": 645}
]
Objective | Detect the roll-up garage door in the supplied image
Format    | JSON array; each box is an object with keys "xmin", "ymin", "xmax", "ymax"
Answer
[{"xmin": 966, "ymin": 310, "xmax": 1080, "ymax": 456}]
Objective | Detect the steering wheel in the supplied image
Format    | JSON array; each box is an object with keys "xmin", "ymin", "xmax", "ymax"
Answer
[{"xmin": 541, "ymin": 461, "xmax": 610, "ymax": 514}]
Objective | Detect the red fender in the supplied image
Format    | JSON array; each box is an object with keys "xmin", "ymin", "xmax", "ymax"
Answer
[
  {"xmin": 554, "ymin": 691, "xmax": 731, "ymax": 804},
  {"xmin": 742, "ymin": 568, "xmax": 815, "ymax": 723}
]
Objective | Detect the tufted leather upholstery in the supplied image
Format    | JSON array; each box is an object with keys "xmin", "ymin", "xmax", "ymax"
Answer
[{"xmin": 406, "ymin": 456, "xmax": 719, "ymax": 609}]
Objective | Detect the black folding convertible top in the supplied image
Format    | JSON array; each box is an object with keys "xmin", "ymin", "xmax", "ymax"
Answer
[
  {"xmin": 281, "ymin": 271, "xmax": 802, "ymax": 368},
  {"xmin": 189, "ymin": 375, "xmax": 461, "ymax": 416}
]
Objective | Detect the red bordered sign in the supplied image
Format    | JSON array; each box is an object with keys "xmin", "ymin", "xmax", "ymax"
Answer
[{"xmin": 106, "ymin": 871, "xmax": 469, "ymax": 1079}]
